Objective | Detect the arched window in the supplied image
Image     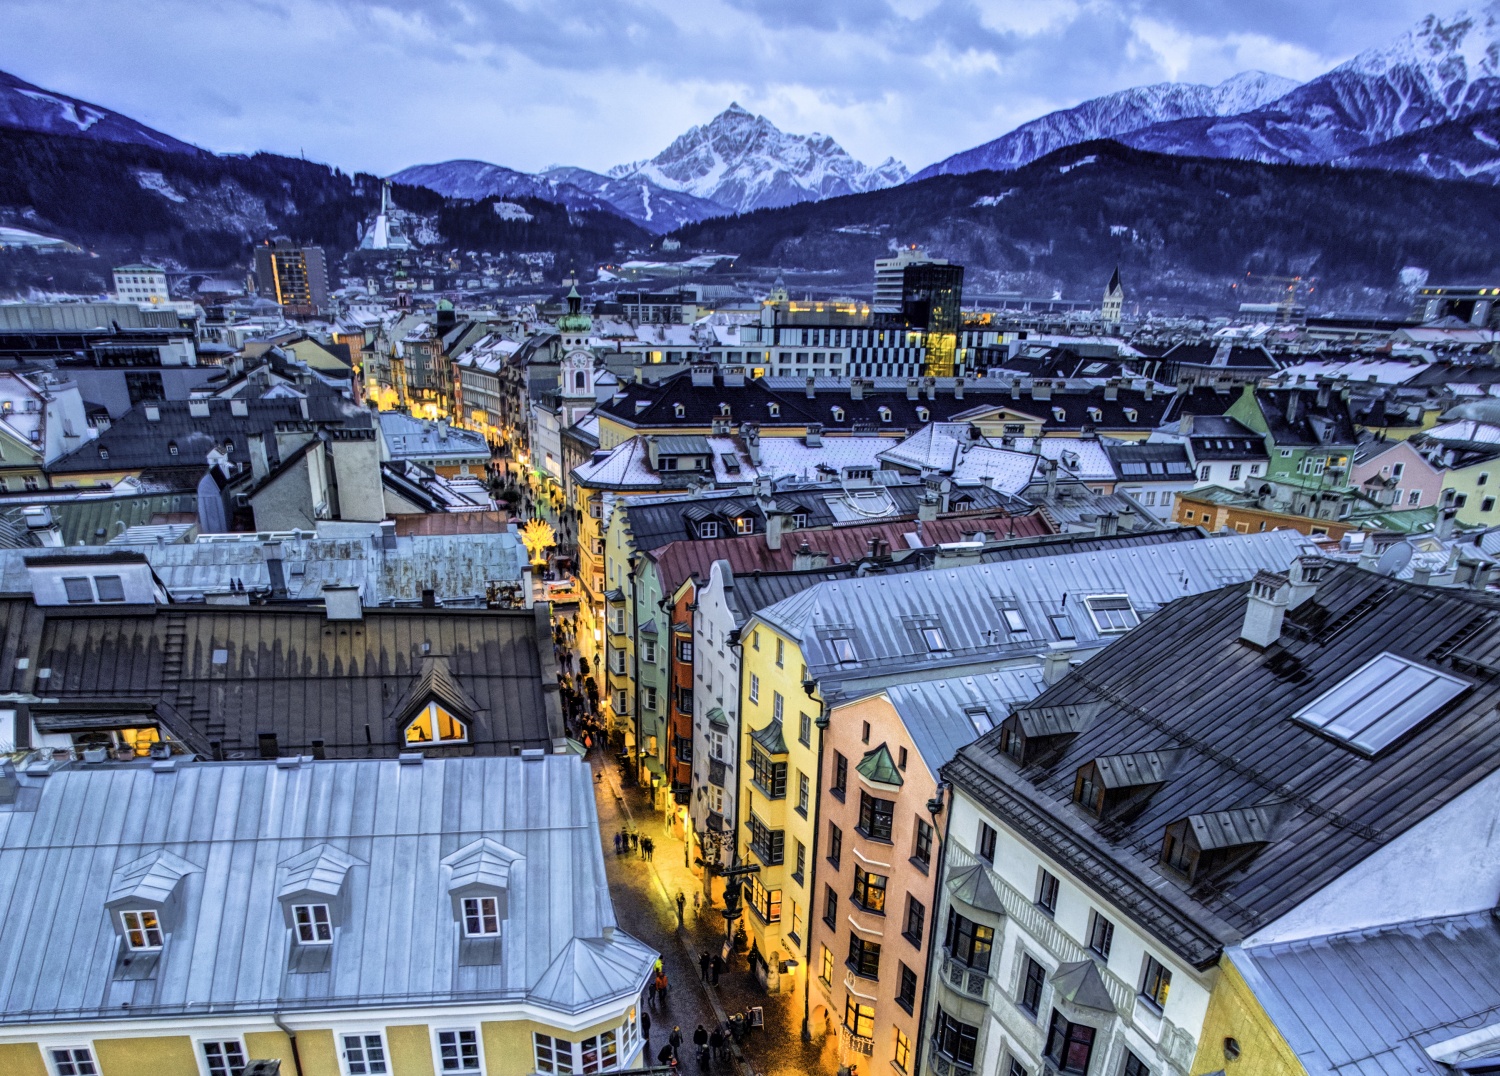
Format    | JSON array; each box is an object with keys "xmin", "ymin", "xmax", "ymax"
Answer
[
  {"xmin": 574, "ymin": 371, "xmax": 586, "ymax": 390},
  {"xmin": 404, "ymin": 701, "xmax": 468, "ymax": 745}
]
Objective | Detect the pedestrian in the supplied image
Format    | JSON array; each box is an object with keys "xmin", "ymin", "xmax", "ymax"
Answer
[
  {"xmin": 646, "ymin": 837, "xmax": 655, "ymax": 861},
  {"xmin": 657, "ymin": 1043, "xmax": 675, "ymax": 1068},
  {"xmin": 668, "ymin": 1026, "xmax": 683, "ymax": 1059},
  {"xmin": 693, "ymin": 891, "xmax": 700, "ymax": 919},
  {"xmin": 630, "ymin": 831, "xmax": 639, "ymax": 854},
  {"xmin": 675, "ymin": 890, "xmax": 685, "ymax": 927},
  {"xmin": 698, "ymin": 951, "xmax": 711, "ymax": 981},
  {"xmin": 641, "ymin": 1009, "xmax": 652, "ymax": 1050},
  {"xmin": 711, "ymin": 952, "xmax": 723, "ymax": 985},
  {"xmin": 613, "ymin": 832, "xmax": 622, "ymax": 855},
  {"xmin": 655, "ymin": 967, "xmax": 669, "ymax": 1006},
  {"xmin": 709, "ymin": 1026, "xmax": 725, "ymax": 1062}
]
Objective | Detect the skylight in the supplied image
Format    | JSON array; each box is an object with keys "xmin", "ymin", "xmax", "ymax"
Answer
[
  {"xmin": 922, "ymin": 627, "xmax": 948, "ymax": 652},
  {"xmin": 1294, "ymin": 652, "xmax": 1468, "ymax": 756},
  {"xmin": 1002, "ymin": 609, "xmax": 1027, "ymax": 634},
  {"xmin": 1085, "ymin": 595, "xmax": 1139, "ymax": 634},
  {"xmin": 832, "ymin": 638, "xmax": 858, "ymax": 664}
]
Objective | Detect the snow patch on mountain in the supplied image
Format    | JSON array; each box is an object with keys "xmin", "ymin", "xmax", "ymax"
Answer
[
  {"xmin": 0, "ymin": 68, "xmax": 199, "ymax": 155},
  {"xmin": 609, "ymin": 104, "xmax": 909, "ymax": 213},
  {"xmin": 914, "ymin": 71, "xmax": 1298, "ymax": 179}
]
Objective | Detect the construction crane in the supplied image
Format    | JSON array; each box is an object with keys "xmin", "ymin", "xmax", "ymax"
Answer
[{"xmin": 1232, "ymin": 271, "xmax": 1317, "ymax": 314}]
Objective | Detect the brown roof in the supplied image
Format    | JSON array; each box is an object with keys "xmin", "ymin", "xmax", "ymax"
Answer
[
  {"xmin": 648, "ymin": 511, "xmax": 1052, "ymax": 595},
  {"xmin": 393, "ymin": 511, "xmax": 511, "ymax": 535}
]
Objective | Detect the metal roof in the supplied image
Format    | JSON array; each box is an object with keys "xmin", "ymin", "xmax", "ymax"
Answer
[
  {"xmin": 0, "ymin": 755, "xmax": 654, "ymax": 1024},
  {"xmin": 1232, "ymin": 913, "xmax": 1500, "ymax": 1075}
]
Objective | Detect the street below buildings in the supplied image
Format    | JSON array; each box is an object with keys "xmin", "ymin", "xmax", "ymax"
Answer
[{"xmin": 588, "ymin": 747, "xmax": 840, "ymax": 1076}]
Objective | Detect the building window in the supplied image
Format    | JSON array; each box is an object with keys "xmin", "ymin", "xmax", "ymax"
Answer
[
  {"xmin": 944, "ymin": 909, "xmax": 994, "ymax": 972},
  {"xmin": 752, "ymin": 630, "xmax": 760, "ymax": 650},
  {"xmin": 1087, "ymin": 911, "xmax": 1115, "ymax": 961},
  {"xmin": 1409, "ymin": 490, "xmax": 1421, "ymax": 506},
  {"xmin": 844, "ymin": 995, "xmax": 876, "ymax": 1037},
  {"xmin": 858, "ymin": 791, "xmax": 894, "ymax": 841},
  {"xmin": 831, "ymin": 752, "xmax": 848, "ymax": 797},
  {"xmin": 896, "ymin": 963, "xmax": 917, "ymax": 1014},
  {"xmin": 852, "ymin": 867, "xmax": 887, "ymax": 913},
  {"xmin": 1121, "ymin": 1051, "xmax": 1150, "ymax": 1076},
  {"xmin": 861, "ymin": 720, "xmax": 871, "ymax": 744},
  {"xmin": 94, "ymin": 576, "xmax": 125, "ymax": 603},
  {"xmin": 1140, "ymin": 955, "xmax": 1172, "ymax": 1010},
  {"xmin": 1036, "ymin": 870, "xmax": 1059, "ymax": 914},
  {"xmin": 746, "ymin": 876, "xmax": 781, "ymax": 922},
  {"xmin": 677, "ymin": 639, "xmax": 692, "ymax": 662},
  {"xmin": 750, "ymin": 746, "xmax": 786, "ymax": 798},
  {"xmin": 613, "ymin": 690, "xmax": 627, "ymax": 715},
  {"xmin": 1019, "ymin": 955, "xmax": 1046, "ymax": 1015},
  {"xmin": 736, "ymin": 517, "xmax": 754, "ymax": 535},
  {"xmin": 893, "ymin": 1028, "xmax": 911, "ymax": 1072},
  {"xmin": 202, "ymin": 1040, "xmax": 249, "ymax": 1076},
  {"xmin": 49, "ymin": 1049, "xmax": 97, "ymax": 1076},
  {"xmin": 1481, "ymin": 472, "xmax": 1491, "ymax": 487},
  {"xmin": 121, "ymin": 908, "xmax": 164, "ymax": 950},
  {"xmin": 848, "ymin": 934, "xmax": 881, "ymax": 979},
  {"xmin": 1044, "ymin": 1011, "xmax": 1097, "ymax": 1075},
  {"xmin": 827, "ymin": 823, "xmax": 842, "ymax": 868},
  {"xmin": 534, "ymin": 1033, "xmax": 574, "ymax": 1075},
  {"xmin": 437, "ymin": 1031, "xmax": 481, "ymax": 1073},
  {"xmin": 820, "ymin": 944, "xmax": 834, "ymax": 984},
  {"xmin": 63, "ymin": 576, "xmax": 94, "ymax": 604},
  {"xmin": 798, "ymin": 711, "xmax": 812, "ymax": 746},
  {"xmin": 773, "ymin": 691, "xmax": 784, "ymax": 722},
  {"xmin": 922, "ymin": 626, "xmax": 947, "ymax": 651},
  {"xmin": 933, "ymin": 1009, "xmax": 978, "ymax": 1065},
  {"xmin": 1199, "ymin": 465, "xmax": 1210, "ymax": 481},
  {"xmin": 699, "ymin": 521, "xmax": 719, "ymax": 538},
  {"xmin": 1084, "ymin": 594, "xmax": 1138, "ymax": 633},
  {"xmin": 463, "ymin": 896, "xmax": 501, "ymax": 937},
  {"xmin": 342, "ymin": 1034, "xmax": 388, "ymax": 1075},
  {"xmin": 747, "ymin": 814, "xmax": 784, "ymax": 864},
  {"xmin": 832, "ymin": 637, "xmax": 857, "ymax": 664},
  {"xmin": 775, "ymin": 637, "xmax": 784, "ymax": 667},
  {"xmin": 797, "ymin": 772, "xmax": 810, "ymax": 815},
  {"xmin": 748, "ymin": 674, "xmax": 760, "ymax": 704},
  {"xmin": 913, "ymin": 817, "xmax": 933, "ymax": 868},
  {"xmin": 824, "ymin": 885, "xmax": 838, "ymax": 928},
  {"xmin": 903, "ymin": 895, "xmax": 925, "ymax": 947},
  {"xmin": 293, "ymin": 903, "xmax": 332, "ymax": 944},
  {"xmin": 1484, "ymin": 497, "xmax": 1495, "ymax": 513},
  {"xmin": 977, "ymin": 822, "xmax": 997, "ymax": 864},
  {"xmin": 643, "ymin": 640, "xmax": 657, "ymax": 664},
  {"xmin": 579, "ymin": 1030, "xmax": 619, "ymax": 1073},
  {"xmin": 1229, "ymin": 464, "xmax": 1241, "ymax": 481},
  {"xmin": 404, "ymin": 702, "xmax": 468, "ymax": 745}
]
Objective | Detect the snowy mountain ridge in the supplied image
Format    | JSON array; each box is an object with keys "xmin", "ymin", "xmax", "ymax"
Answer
[
  {"xmin": 609, "ymin": 103, "xmax": 910, "ymax": 214},
  {"xmin": 915, "ymin": 71, "xmax": 1299, "ymax": 179},
  {"xmin": 0, "ymin": 68, "xmax": 198, "ymax": 155}
]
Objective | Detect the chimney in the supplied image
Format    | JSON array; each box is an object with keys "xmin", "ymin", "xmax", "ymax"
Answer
[
  {"xmin": 1437, "ymin": 489, "xmax": 1457, "ymax": 540},
  {"xmin": 21, "ymin": 505, "xmax": 63, "ymax": 547},
  {"xmin": 1240, "ymin": 571, "xmax": 1290, "ymax": 648},
  {"xmin": 422, "ymin": 587, "xmax": 436, "ymax": 608},
  {"xmin": 906, "ymin": 379, "xmax": 919, "ymax": 401},
  {"xmin": 1104, "ymin": 380, "xmax": 1119, "ymax": 401},
  {"xmin": 1316, "ymin": 380, "xmax": 1331, "ymax": 409},
  {"xmin": 850, "ymin": 379, "xmax": 865, "ymax": 401},
  {"xmin": 805, "ymin": 376, "xmax": 816, "ymax": 399},
  {"xmin": 323, "ymin": 584, "xmax": 364, "ymax": 620},
  {"xmin": 1287, "ymin": 555, "xmax": 1327, "ymax": 608},
  {"xmin": 954, "ymin": 378, "xmax": 964, "ymax": 400},
  {"xmin": 1143, "ymin": 381, "xmax": 1154, "ymax": 401},
  {"xmin": 792, "ymin": 541, "xmax": 829, "ymax": 571},
  {"xmin": 1042, "ymin": 646, "xmax": 1071, "ymax": 685},
  {"xmin": 766, "ymin": 512, "xmax": 784, "ymax": 551},
  {"xmin": 1412, "ymin": 565, "xmax": 1433, "ymax": 587},
  {"xmin": 1095, "ymin": 511, "xmax": 1119, "ymax": 537},
  {"xmin": 918, "ymin": 491, "xmax": 940, "ymax": 523},
  {"xmin": 743, "ymin": 423, "xmax": 761, "ymax": 467},
  {"xmin": 379, "ymin": 520, "xmax": 397, "ymax": 551},
  {"xmin": 250, "ymin": 431, "xmax": 272, "ymax": 482},
  {"xmin": 263, "ymin": 542, "xmax": 288, "ymax": 599},
  {"xmin": 925, "ymin": 377, "xmax": 937, "ymax": 402},
  {"xmin": 1285, "ymin": 391, "xmax": 1302, "ymax": 426}
]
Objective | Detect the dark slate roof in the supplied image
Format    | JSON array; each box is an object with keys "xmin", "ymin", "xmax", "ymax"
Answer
[
  {"xmin": 1, "ymin": 601, "xmax": 561, "ymax": 758},
  {"xmin": 1157, "ymin": 387, "xmax": 1245, "ymax": 424},
  {"xmin": 1159, "ymin": 343, "xmax": 1279, "ymax": 371},
  {"xmin": 1253, "ymin": 387, "xmax": 1359, "ymax": 448},
  {"xmin": 944, "ymin": 563, "xmax": 1500, "ymax": 967},
  {"xmin": 1104, "ymin": 442, "xmax": 1194, "ymax": 482},
  {"xmin": 49, "ymin": 398, "xmax": 363, "ymax": 474},
  {"xmin": 1180, "ymin": 416, "xmax": 1271, "ymax": 460},
  {"xmin": 1233, "ymin": 912, "xmax": 1500, "ymax": 1076}
]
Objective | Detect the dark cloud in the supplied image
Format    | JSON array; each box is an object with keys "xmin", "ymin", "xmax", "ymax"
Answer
[{"xmin": 0, "ymin": 0, "xmax": 1439, "ymax": 175}]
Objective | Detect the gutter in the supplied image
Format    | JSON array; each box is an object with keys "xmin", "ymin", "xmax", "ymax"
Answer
[
  {"xmin": 272, "ymin": 1013, "xmax": 304, "ymax": 1076},
  {"xmin": 800, "ymin": 687, "xmax": 829, "ymax": 1042}
]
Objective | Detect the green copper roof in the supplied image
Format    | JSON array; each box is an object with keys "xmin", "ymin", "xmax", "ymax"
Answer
[
  {"xmin": 706, "ymin": 707, "xmax": 728, "ymax": 729},
  {"xmin": 749, "ymin": 718, "xmax": 787, "ymax": 755},
  {"xmin": 856, "ymin": 743, "xmax": 904, "ymax": 787}
]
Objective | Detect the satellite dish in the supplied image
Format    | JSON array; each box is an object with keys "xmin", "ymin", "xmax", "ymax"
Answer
[{"xmin": 1373, "ymin": 543, "xmax": 1413, "ymax": 578}]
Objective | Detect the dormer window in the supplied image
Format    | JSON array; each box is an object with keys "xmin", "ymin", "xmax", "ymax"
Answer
[
  {"xmin": 405, "ymin": 701, "xmax": 468, "ymax": 746},
  {"xmin": 768, "ymin": 403, "xmax": 780, "ymax": 418},
  {"xmin": 1052, "ymin": 407, "xmax": 1066, "ymax": 422},
  {"xmin": 1073, "ymin": 750, "xmax": 1185, "ymax": 821},
  {"xmin": 463, "ymin": 895, "xmax": 501, "ymax": 937},
  {"xmin": 121, "ymin": 909, "xmax": 164, "ymax": 951},
  {"xmin": 167, "ymin": 441, "xmax": 179, "ymax": 456},
  {"xmin": 917, "ymin": 406, "xmax": 930, "ymax": 422},
  {"xmin": 879, "ymin": 406, "xmax": 892, "ymax": 423},
  {"xmin": 832, "ymin": 406, "xmax": 845, "ymax": 422},
  {"xmin": 736, "ymin": 517, "xmax": 754, "ymax": 535},
  {"xmin": 719, "ymin": 402, "xmax": 731, "ymax": 417},
  {"xmin": 674, "ymin": 403, "xmax": 685, "ymax": 417},
  {"xmin": 699, "ymin": 521, "xmax": 719, "ymax": 539},
  {"xmin": 1087, "ymin": 407, "xmax": 1102, "ymax": 422},
  {"xmin": 293, "ymin": 903, "xmax": 333, "ymax": 944},
  {"xmin": 1124, "ymin": 408, "xmax": 1138, "ymax": 422}
]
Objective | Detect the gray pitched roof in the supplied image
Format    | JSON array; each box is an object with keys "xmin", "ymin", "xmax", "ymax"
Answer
[{"xmin": 0, "ymin": 755, "xmax": 654, "ymax": 1024}]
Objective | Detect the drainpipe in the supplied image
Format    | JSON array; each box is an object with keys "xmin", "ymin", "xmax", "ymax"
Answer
[
  {"xmin": 801, "ymin": 685, "xmax": 829, "ymax": 1043},
  {"xmin": 912, "ymin": 782, "xmax": 951, "ymax": 1075},
  {"xmin": 272, "ymin": 1013, "xmax": 305, "ymax": 1076}
]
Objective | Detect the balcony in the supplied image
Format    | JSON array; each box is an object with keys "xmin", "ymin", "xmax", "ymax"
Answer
[{"xmin": 939, "ymin": 951, "xmax": 990, "ymax": 1003}]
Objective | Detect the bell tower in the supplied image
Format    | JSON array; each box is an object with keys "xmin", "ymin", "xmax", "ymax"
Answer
[{"xmin": 557, "ymin": 284, "xmax": 596, "ymax": 427}]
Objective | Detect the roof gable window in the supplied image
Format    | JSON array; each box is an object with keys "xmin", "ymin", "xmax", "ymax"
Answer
[
  {"xmin": 1072, "ymin": 750, "xmax": 1185, "ymax": 821},
  {"xmin": 105, "ymin": 849, "xmax": 201, "ymax": 978},
  {"xmin": 999, "ymin": 702, "xmax": 1104, "ymax": 769},
  {"xmin": 405, "ymin": 701, "xmax": 468, "ymax": 746},
  {"xmin": 277, "ymin": 844, "xmax": 363, "ymax": 971},
  {"xmin": 443, "ymin": 838, "xmax": 523, "ymax": 967},
  {"xmin": 1160, "ymin": 802, "xmax": 1291, "ymax": 884},
  {"xmin": 1293, "ymin": 651, "xmax": 1467, "ymax": 756}
]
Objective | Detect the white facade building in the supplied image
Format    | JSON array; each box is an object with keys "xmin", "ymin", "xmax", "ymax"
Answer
[{"xmin": 112, "ymin": 263, "xmax": 170, "ymax": 305}]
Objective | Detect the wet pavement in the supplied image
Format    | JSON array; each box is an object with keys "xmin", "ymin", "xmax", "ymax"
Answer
[{"xmin": 590, "ymin": 750, "xmax": 840, "ymax": 1076}]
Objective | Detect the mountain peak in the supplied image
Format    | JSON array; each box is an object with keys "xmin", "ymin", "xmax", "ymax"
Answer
[
  {"xmin": 721, "ymin": 102, "xmax": 754, "ymax": 118},
  {"xmin": 0, "ymin": 67, "xmax": 199, "ymax": 155}
]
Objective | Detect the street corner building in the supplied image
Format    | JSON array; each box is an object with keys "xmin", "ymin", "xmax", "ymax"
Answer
[{"xmin": 0, "ymin": 753, "xmax": 655, "ymax": 1076}]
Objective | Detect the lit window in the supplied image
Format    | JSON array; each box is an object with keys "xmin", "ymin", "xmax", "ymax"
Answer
[
  {"xmin": 202, "ymin": 1042, "xmax": 248, "ymax": 1076},
  {"xmin": 893, "ymin": 1029, "xmax": 911, "ymax": 1072},
  {"xmin": 535, "ymin": 1033, "xmax": 576, "ymax": 1075},
  {"xmin": 820, "ymin": 944, "xmax": 834, "ymax": 984},
  {"xmin": 463, "ymin": 896, "xmax": 501, "ymax": 937},
  {"xmin": 438, "ymin": 1030, "xmax": 481, "ymax": 1073},
  {"xmin": 736, "ymin": 517, "xmax": 754, "ymax": 534},
  {"xmin": 50, "ymin": 1049, "xmax": 98, "ymax": 1076},
  {"xmin": 844, "ymin": 995, "xmax": 876, "ymax": 1036},
  {"xmin": 1084, "ymin": 595, "xmax": 1138, "ymax": 634},
  {"xmin": 121, "ymin": 909, "xmax": 163, "ymax": 950},
  {"xmin": 293, "ymin": 903, "xmax": 332, "ymax": 944},
  {"xmin": 1294, "ymin": 651, "xmax": 1468, "ymax": 755},
  {"xmin": 579, "ymin": 1030, "xmax": 618, "ymax": 1074},
  {"xmin": 1140, "ymin": 955, "xmax": 1172, "ymax": 1010},
  {"xmin": 404, "ymin": 702, "xmax": 468, "ymax": 745},
  {"xmin": 342, "ymin": 1034, "xmax": 388, "ymax": 1075}
]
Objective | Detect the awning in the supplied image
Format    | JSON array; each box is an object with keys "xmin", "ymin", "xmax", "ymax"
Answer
[
  {"xmin": 642, "ymin": 755, "xmax": 667, "ymax": 779},
  {"xmin": 706, "ymin": 707, "xmax": 728, "ymax": 729}
]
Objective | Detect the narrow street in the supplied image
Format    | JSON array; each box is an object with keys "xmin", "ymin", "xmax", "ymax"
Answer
[{"xmin": 588, "ymin": 748, "xmax": 839, "ymax": 1076}]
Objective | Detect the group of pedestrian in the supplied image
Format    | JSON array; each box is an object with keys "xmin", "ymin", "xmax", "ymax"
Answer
[
  {"xmin": 646, "ymin": 961, "xmax": 671, "ymax": 1011},
  {"xmin": 612, "ymin": 830, "xmax": 656, "ymax": 859},
  {"xmin": 652, "ymin": 1022, "xmax": 726, "ymax": 1072},
  {"xmin": 696, "ymin": 949, "xmax": 724, "ymax": 985}
]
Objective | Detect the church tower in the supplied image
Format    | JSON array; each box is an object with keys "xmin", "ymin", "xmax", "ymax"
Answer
[
  {"xmin": 557, "ymin": 284, "xmax": 596, "ymax": 428},
  {"xmin": 1102, "ymin": 267, "xmax": 1124, "ymax": 329}
]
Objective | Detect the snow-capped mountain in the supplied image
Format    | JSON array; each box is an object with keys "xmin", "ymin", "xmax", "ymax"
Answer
[
  {"xmin": 914, "ymin": 71, "xmax": 1299, "ymax": 179},
  {"xmin": 0, "ymin": 68, "xmax": 198, "ymax": 155},
  {"xmin": 539, "ymin": 167, "xmax": 730, "ymax": 232},
  {"xmin": 1337, "ymin": 106, "xmax": 1500, "ymax": 181},
  {"xmin": 389, "ymin": 160, "xmax": 603, "ymax": 208},
  {"xmin": 1123, "ymin": 2, "xmax": 1500, "ymax": 162},
  {"xmin": 609, "ymin": 104, "xmax": 910, "ymax": 213}
]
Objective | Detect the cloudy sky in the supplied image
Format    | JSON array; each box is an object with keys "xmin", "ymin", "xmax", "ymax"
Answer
[{"xmin": 0, "ymin": 0, "xmax": 1442, "ymax": 176}]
